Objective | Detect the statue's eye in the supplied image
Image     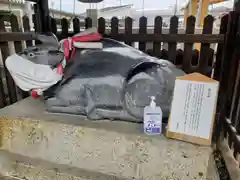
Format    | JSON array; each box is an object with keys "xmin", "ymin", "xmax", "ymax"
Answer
[{"xmin": 28, "ymin": 52, "xmax": 35, "ymax": 57}]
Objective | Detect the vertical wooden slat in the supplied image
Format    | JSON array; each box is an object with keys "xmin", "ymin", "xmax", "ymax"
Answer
[
  {"xmin": 168, "ymin": 16, "xmax": 178, "ymax": 64},
  {"xmin": 0, "ymin": 15, "xmax": 17, "ymax": 105},
  {"xmin": 73, "ymin": 17, "xmax": 80, "ymax": 34},
  {"xmin": 38, "ymin": 0, "xmax": 51, "ymax": 33},
  {"xmin": 61, "ymin": 18, "xmax": 68, "ymax": 39},
  {"xmin": 98, "ymin": 17, "xmax": 105, "ymax": 34},
  {"xmin": 229, "ymin": 17, "xmax": 240, "ymax": 123},
  {"xmin": 208, "ymin": 48, "xmax": 214, "ymax": 66},
  {"xmin": 197, "ymin": 15, "xmax": 214, "ymax": 75},
  {"xmin": 192, "ymin": 49, "xmax": 199, "ymax": 66},
  {"xmin": 160, "ymin": 49, "xmax": 168, "ymax": 60},
  {"xmin": 228, "ymin": 133, "xmax": 233, "ymax": 149},
  {"xmin": 33, "ymin": 4, "xmax": 42, "ymax": 32},
  {"xmin": 139, "ymin": 16, "xmax": 147, "ymax": 52},
  {"xmin": 236, "ymin": 104, "xmax": 240, "ymax": 133},
  {"xmin": 233, "ymin": 143, "xmax": 239, "ymax": 159},
  {"xmin": 206, "ymin": 48, "xmax": 215, "ymax": 77},
  {"xmin": 176, "ymin": 49, "xmax": 184, "ymax": 66},
  {"xmin": 146, "ymin": 49, "xmax": 153, "ymax": 56},
  {"xmin": 10, "ymin": 15, "xmax": 28, "ymax": 99},
  {"xmin": 124, "ymin": 17, "xmax": 132, "ymax": 46},
  {"xmin": 153, "ymin": 16, "xmax": 162, "ymax": 57},
  {"xmin": 22, "ymin": 15, "xmax": 33, "ymax": 47},
  {"xmin": 50, "ymin": 17, "xmax": 57, "ymax": 35},
  {"xmin": 214, "ymin": 14, "xmax": 229, "ymax": 80},
  {"xmin": 32, "ymin": 14, "xmax": 36, "ymax": 31},
  {"xmin": 0, "ymin": 17, "xmax": 6, "ymax": 107},
  {"xmin": 111, "ymin": 17, "xmax": 119, "ymax": 36},
  {"xmin": 10, "ymin": 15, "xmax": 23, "ymax": 53},
  {"xmin": 183, "ymin": 16, "xmax": 195, "ymax": 73},
  {"xmin": 215, "ymin": 11, "xmax": 239, "ymax": 140},
  {"xmin": 226, "ymin": 17, "xmax": 240, "ymax": 118},
  {"xmin": 85, "ymin": 17, "xmax": 92, "ymax": 29},
  {"xmin": 230, "ymin": 63, "xmax": 240, "ymax": 126}
]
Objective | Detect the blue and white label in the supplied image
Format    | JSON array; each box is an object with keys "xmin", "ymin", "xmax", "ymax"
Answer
[{"xmin": 144, "ymin": 106, "xmax": 162, "ymax": 135}]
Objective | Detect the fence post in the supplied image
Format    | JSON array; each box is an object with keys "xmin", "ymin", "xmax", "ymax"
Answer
[
  {"xmin": 168, "ymin": 16, "xmax": 178, "ymax": 64},
  {"xmin": 214, "ymin": 14, "xmax": 229, "ymax": 81},
  {"xmin": 111, "ymin": 17, "xmax": 119, "ymax": 37},
  {"xmin": 50, "ymin": 17, "xmax": 57, "ymax": 35},
  {"xmin": 124, "ymin": 17, "xmax": 132, "ymax": 46},
  {"xmin": 98, "ymin": 17, "xmax": 105, "ymax": 34},
  {"xmin": 61, "ymin": 18, "xmax": 69, "ymax": 39},
  {"xmin": 215, "ymin": 11, "xmax": 240, "ymax": 141},
  {"xmin": 36, "ymin": 0, "xmax": 51, "ymax": 33},
  {"xmin": 85, "ymin": 17, "xmax": 92, "ymax": 29},
  {"xmin": 0, "ymin": 16, "xmax": 17, "ymax": 105},
  {"xmin": 198, "ymin": 15, "xmax": 214, "ymax": 76},
  {"xmin": 73, "ymin": 17, "xmax": 80, "ymax": 34},
  {"xmin": 30, "ymin": 0, "xmax": 50, "ymax": 33},
  {"xmin": 10, "ymin": 15, "xmax": 29, "ymax": 99},
  {"xmin": 225, "ymin": 19, "xmax": 240, "ymax": 118},
  {"xmin": 23, "ymin": 15, "xmax": 33, "ymax": 47},
  {"xmin": 33, "ymin": 4, "xmax": 42, "ymax": 33},
  {"xmin": 230, "ymin": 61, "xmax": 240, "ymax": 127},
  {"xmin": 0, "ymin": 17, "xmax": 6, "ymax": 108},
  {"xmin": 183, "ymin": 16, "xmax": 195, "ymax": 73},
  {"xmin": 153, "ymin": 16, "xmax": 162, "ymax": 58},
  {"xmin": 139, "ymin": 16, "xmax": 147, "ymax": 52}
]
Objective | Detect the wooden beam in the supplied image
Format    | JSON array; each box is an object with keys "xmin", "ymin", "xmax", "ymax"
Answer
[
  {"xmin": 104, "ymin": 34, "xmax": 224, "ymax": 43},
  {"xmin": 64, "ymin": 33, "xmax": 224, "ymax": 43},
  {"xmin": 0, "ymin": 32, "xmax": 224, "ymax": 43},
  {"xmin": 0, "ymin": 32, "xmax": 37, "ymax": 41}
]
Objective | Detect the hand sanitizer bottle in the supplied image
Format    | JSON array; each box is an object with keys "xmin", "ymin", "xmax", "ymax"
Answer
[{"xmin": 144, "ymin": 96, "xmax": 162, "ymax": 135}]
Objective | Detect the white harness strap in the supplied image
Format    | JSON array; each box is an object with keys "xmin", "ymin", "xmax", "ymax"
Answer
[{"xmin": 6, "ymin": 54, "xmax": 64, "ymax": 94}]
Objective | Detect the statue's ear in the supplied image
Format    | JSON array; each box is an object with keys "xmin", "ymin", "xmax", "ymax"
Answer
[{"xmin": 35, "ymin": 33, "xmax": 59, "ymax": 49}]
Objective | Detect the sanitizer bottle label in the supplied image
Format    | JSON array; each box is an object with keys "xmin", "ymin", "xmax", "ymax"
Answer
[
  {"xmin": 145, "ymin": 114, "xmax": 161, "ymax": 133},
  {"xmin": 144, "ymin": 96, "xmax": 162, "ymax": 135}
]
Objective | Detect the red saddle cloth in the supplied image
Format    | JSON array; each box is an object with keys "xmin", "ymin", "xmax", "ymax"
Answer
[{"xmin": 63, "ymin": 32, "xmax": 102, "ymax": 60}]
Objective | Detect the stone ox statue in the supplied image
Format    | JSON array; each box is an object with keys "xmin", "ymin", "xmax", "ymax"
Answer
[{"xmin": 6, "ymin": 28, "xmax": 185, "ymax": 122}]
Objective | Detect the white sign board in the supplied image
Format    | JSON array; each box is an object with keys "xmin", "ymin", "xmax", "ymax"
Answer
[{"xmin": 167, "ymin": 73, "xmax": 219, "ymax": 145}]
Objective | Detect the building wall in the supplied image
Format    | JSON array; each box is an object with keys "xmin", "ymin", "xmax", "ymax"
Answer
[
  {"xmin": 132, "ymin": 15, "xmax": 184, "ymax": 28},
  {"xmin": 0, "ymin": 2, "xmax": 23, "ymax": 12},
  {"xmin": 98, "ymin": 7, "xmax": 132, "ymax": 19},
  {"xmin": 50, "ymin": 12, "xmax": 74, "ymax": 20}
]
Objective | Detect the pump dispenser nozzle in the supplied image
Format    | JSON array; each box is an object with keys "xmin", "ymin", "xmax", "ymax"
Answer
[{"xmin": 150, "ymin": 96, "xmax": 156, "ymax": 107}]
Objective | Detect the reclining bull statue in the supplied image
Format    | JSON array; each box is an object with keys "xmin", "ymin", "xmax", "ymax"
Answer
[{"xmin": 6, "ymin": 28, "xmax": 185, "ymax": 123}]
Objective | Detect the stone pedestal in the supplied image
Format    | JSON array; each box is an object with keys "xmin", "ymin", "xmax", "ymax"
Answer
[{"xmin": 0, "ymin": 98, "xmax": 217, "ymax": 180}]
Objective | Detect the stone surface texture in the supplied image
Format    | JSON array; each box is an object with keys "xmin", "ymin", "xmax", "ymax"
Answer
[{"xmin": 0, "ymin": 98, "xmax": 216, "ymax": 180}]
